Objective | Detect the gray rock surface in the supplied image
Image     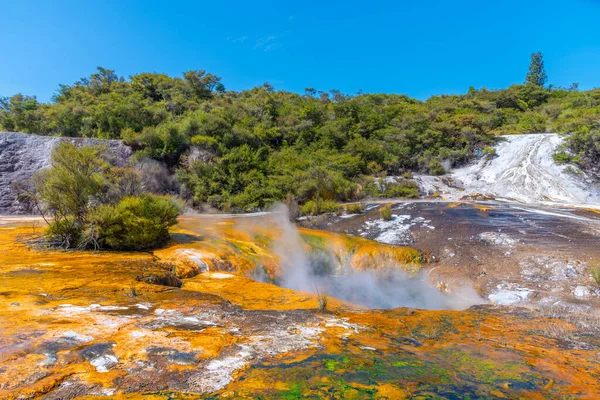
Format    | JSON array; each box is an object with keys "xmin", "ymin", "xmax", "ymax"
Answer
[{"xmin": 0, "ymin": 132, "xmax": 132, "ymax": 214}]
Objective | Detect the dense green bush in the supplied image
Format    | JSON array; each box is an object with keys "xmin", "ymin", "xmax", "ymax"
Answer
[
  {"xmin": 591, "ymin": 263, "xmax": 600, "ymax": 285},
  {"xmin": 382, "ymin": 180, "xmax": 420, "ymax": 198},
  {"xmin": 344, "ymin": 203, "xmax": 365, "ymax": 214},
  {"xmin": 380, "ymin": 204, "xmax": 393, "ymax": 221},
  {"xmin": 87, "ymin": 194, "xmax": 183, "ymax": 250},
  {"xmin": 555, "ymin": 129, "xmax": 600, "ymax": 179},
  {"xmin": 300, "ymin": 197, "xmax": 341, "ymax": 216}
]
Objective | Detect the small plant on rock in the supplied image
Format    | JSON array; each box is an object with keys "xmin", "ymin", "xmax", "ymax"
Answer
[
  {"xmin": 344, "ymin": 203, "xmax": 364, "ymax": 214},
  {"xmin": 380, "ymin": 204, "xmax": 393, "ymax": 221},
  {"xmin": 590, "ymin": 263, "xmax": 600, "ymax": 285},
  {"xmin": 301, "ymin": 196, "xmax": 340, "ymax": 216},
  {"xmin": 315, "ymin": 285, "xmax": 328, "ymax": 312}
]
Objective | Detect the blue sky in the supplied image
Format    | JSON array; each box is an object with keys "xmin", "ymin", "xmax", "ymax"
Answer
[{"xmin": 2, "ymin": 0, "xmax": 599, "ymax": 102}]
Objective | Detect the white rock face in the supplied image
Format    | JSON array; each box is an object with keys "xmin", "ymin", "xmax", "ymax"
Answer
[
  {"xmin": 417, "ymin": 134, "xmax": 600, "ymax": 207},
  {"xmin": 0, "ymin": 131, "xmax": 131, "ymax": 214}
]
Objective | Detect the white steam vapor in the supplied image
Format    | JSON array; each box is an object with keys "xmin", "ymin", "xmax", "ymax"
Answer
[{"xmin": 268, "ymin": 204, "xmax": 482, "ymax": 310}]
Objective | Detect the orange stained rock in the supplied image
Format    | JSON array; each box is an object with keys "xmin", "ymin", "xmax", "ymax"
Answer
[
  {"xmin": 184, "ymin": 271, "xmax": 350, "ymax": 311},
  {"xmin": 0, "ymin": 219, "xmax": 600, "ymax": 399}
]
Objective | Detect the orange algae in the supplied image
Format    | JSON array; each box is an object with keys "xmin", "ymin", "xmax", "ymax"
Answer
[
  {"xmin": 0, "ymin": 219, "xmax": 599, "ymax": 398},
  {"xmin": 161, "ymin": 218, "xmax": 421, "ymax": 281}
]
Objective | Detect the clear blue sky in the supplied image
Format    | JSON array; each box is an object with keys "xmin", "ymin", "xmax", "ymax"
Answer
[{"xmin": 2, "ymin": 0, "xmax": 599, "ymax": 102}]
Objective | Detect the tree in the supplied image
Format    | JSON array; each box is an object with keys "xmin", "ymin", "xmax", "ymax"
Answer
[
  {"xmin": 525, "ymin": 52, "xmax": 548, "ymax": 87},
  {"xmin": 34, "ymin": 143, "xmax": 107, "ymax": 246},
  {"xmin": 32, "ymin": 142, "xmax": 181, "ymax": 249},
  {"xmin": 183, "ymin": 70, "xmax": 225, "ymax": 99}
]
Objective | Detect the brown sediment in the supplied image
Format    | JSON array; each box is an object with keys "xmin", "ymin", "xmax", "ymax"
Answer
[{"xmin": 0, "ymin": 219, "xmax": 599, "ymax": 398}]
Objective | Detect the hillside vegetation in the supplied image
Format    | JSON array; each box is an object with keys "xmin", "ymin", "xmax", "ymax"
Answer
[{"xmin": 1, "ymin": 62, "xmax": 599, "ymax": 211}]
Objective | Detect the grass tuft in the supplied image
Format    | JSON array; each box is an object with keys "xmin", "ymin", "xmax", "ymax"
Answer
[
  {"xmin": 591, "ymin": 263, "xmax": 600, "ymax": 285},
  {"xmin": 315, "ymin": 285, "xmax": 328, "ymax": 312},
  {"xmin": 379, "ymin": 204, "xmax": 393, "ymax": 221}
]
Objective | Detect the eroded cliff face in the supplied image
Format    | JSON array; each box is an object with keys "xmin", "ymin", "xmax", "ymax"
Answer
[
  {"xmin": 0, "ymin": 132, "xmax": 132, "ymax": 214},
  {"xmin": 1, "ymin": 217, "xmax": 599, "ymax": 399}
]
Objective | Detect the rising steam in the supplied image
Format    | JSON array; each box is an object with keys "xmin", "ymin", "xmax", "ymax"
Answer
[{"xmin": 268, "ymin": 204, "xmax": 482, "ymax": 310}]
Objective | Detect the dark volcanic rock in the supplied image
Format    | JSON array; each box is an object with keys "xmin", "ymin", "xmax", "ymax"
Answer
[
  {"xmin": 136, "ymin": 271, "xmax": 183, "ymax": 288},
  {"xmin": 0, "ymin": 131, "xmax": 132, "ymax": 214}
]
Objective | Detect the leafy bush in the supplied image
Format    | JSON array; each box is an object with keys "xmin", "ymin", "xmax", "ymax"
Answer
[
  {"xmin": 315, "ymin": 286, "xmax": 328, "ymax": 312},
  {"xmin": 31, "ymin": 143, "xmax": 183, "ymax": 250},
  {"xmin": 382, "ymin": 181, "xmax": 420, "ymax": 198},
  {"xmin": 482, "ymin": 146, "xmax": 497, "ymax": 158},
  {"xmin": 556, "ymin": 130, "xmax": 600, "ymax": 180},
  {"xmin": 553, "ymin": 151, "xmax": 571, "ymax": 165},
  {"xmin": 591, "ymin": 263, "xmax": 600, "ymax": 285},
  {"xmin": 300, "ymin": 197, "xmax": 341, "ymax": 216},
  {"xmin": 344, "ymin": 203, "xmax": 364, "ymax": 214},
  {"xmin": 87, "ymin": 194, "xmax": 183, "ymax": 250},
  {"xmin": 380, "ymin": 204, "xmax": 393, "ymax": 221}
]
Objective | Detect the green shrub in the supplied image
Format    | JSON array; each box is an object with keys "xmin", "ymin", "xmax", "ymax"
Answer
[
  {"xmin": 380, "ymin": 204, "xmax": 393, "ymax": 221},
  {"xmin": 482, "ymin": 146, "xmax": 497, "ymax": 158},
  {"xmin": 382, "ymin": 181, "xmax": 420, "ymax": 198},
  {"xmin": 31, "ymin": 143, "xmax": 184, "ymax": 251},
  {"xmin": 315, "ymin": 286, "xmax": 328, "ymax": 312},
  {"xmin": 300, "ymin": 197, "xmax": 341, "ymax": 216},
  {"xmin": 47, "ymin": 217, "xmax": 83, "ymax": 248},
  {"xmin": 591, "ymin": 263, "xmax": 600, "ymax": 285},
  {"xmin": 190, "ymin": 134, "xmax": 219, "ymax": 151},
  {"xmin": 88, "ymin": 194, "xmax": 183, "ymax": 250},
  {"xmin": 553, "ymin": 151, "xmax": 572, "ymax": 164},
  {"xmin": 358, "ymin": 175, "xmax": 381, "ymax": 198},
  {"xmin": 344, "ymin": 203, "xmax": 364, "ymax": 214}
]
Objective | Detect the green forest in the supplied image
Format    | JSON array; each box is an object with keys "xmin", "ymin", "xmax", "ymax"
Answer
[{"xmin": 2, "ymin": 54, "xmax": 599, "ymax": 212}]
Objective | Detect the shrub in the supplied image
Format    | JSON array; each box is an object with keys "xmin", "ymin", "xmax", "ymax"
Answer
[
  {"xmin": 87, "ymin": 194, "xmax": 183, "ymax": 250},
  {"xmin": 482, "ymin": 146, "xmax": 497, "ymax": 158},
  {"xmin": 380, "ymin": 204, "xmax": 393, "ymax": 221},
  {"xmin": 47, "ymin": 216, "xmax": 83, "ymax": 248},
  {"xmin": 315, "ymin": 286, "xmax": 328, "ymax": 312},
  {"xmin": 300, "ymin": 197, "xmax": 341, "ymax": 216},
  {"xmin": 33, "ymin": 142, "xmax": 107, "ymax": 247},
  {"xmin": 382, "ymin": 180, "xmax": 420, "ymax": 198},
  {"xmin": 553, "ymin": 151, "xmax": 572, "ymax": 164},
  {"xmin": 36, "ymin": 142, "xmax": 106, "ymax": 221},
  {"xmin": 344, "ymin": 203, "xmax": 364, "ymax": 214},
  {"xmin": 32, "ymin": 143, "xmax": 184, "ymax": 251},
  {"xmin": 591, "ymin": 263, "xmax": 600, "ymax": 285}
]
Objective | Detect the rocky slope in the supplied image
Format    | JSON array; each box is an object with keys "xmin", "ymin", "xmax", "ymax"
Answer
[
  {"xmin": 417, "ymin": 133, "xmax": 600, "ymax": 207},
  {"xmin": 0, "ymin": 132, "xmax": 131, "ymax": 214}
]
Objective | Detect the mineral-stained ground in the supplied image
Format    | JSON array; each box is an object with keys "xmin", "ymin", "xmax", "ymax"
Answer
[{"xmin": 1, "ymin": 214, "xmax": 600, "ymax": 399}]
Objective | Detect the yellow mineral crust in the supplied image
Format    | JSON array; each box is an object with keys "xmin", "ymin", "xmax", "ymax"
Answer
[{"xmin": 0, "ymin": 219, "xmax": 599, "ymax": 399}]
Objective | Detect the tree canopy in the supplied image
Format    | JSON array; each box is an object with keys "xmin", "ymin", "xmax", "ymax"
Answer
[{"xmin": 2, "ymin": 63, "xmax": 599, "ymax": 212}]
